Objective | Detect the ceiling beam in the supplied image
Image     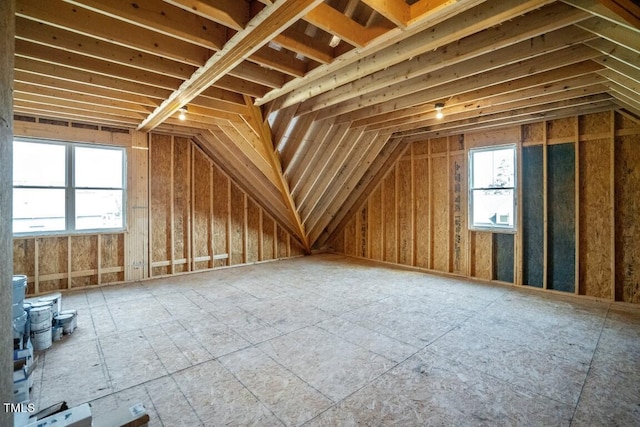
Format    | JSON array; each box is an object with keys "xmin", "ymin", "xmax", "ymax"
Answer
[
  {"xmin": 138, "ymin": 0, "xmax": 324, "ymax": 132},
  {"xmin": 163, "ymin": 0, "xmax": 250, "ymax": 31},
  {"xmin": 296, "ymin": 3, "xmax": 590, "ymax": 117},
  {"xmin": 267, "ymin": 0, "xmax": 555, "ymax": 111},
  {"xmin": 17, "ymin": 0, "xmax": 210, "ymax": 67},
  {"xmin": 360, "ymin": 0, "xmax": 409, "ymax": 28}
]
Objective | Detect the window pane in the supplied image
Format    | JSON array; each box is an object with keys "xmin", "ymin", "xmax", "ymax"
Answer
[
  {"xmin": 13, "ymin": 141, "xmax": 66, "ymax": 186},
  {"xmin": 75, "ymin": 146, "xmax": 123, "ymax": 188},
  {"xmin": 472, "ymin": 148, "xmax": 514, "ymax": 189},
  {"xmin": 13, "ymin": 188, "xmax": 66, "ymax": 233},
  {"xmin": 75, "ymin": 189, "xmax": 123, "ymax": 230},
  {"xmin": 472, "ymin": 189, "xmax": 514, "ymax": 228}
]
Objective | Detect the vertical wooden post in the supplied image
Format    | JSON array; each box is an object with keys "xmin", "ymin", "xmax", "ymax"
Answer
[
  {"xmin": 170, "ymin": 136, "xmax": 175, "ymax": 275},
  {"xmin": 366, "ymin": 197, "xmax": 372, "ymax": 259},
  {"xmin": 147, "ymin": 133, "xmax": 153, "ymax": 277},
  {"xmin": 67, "ymin": 236, "xmax": 72, "ymax": 289},
  {"xmin": 34, "ymin": 239, "xmax": 40, "ymax": 294},
  {"xmin": 411, "ymin": 142, "xmax": 416, "ymax": 266},
  {"xmin": 97, "ymin": 234, "xmax": 102, "ymax": 285},
  {"xmin": 574, "ymin": 118, "xmax": 580, "ymax": 295},
  {"xmin": 610, "ymin": 110, "xmax": 616, "ymax": 301},
  {"xmin": 395, "ymin": 162, "xmax": 399, "ymax": 263},
  {"xmin": 273, "ymin": 220, "xmax": 278, "ymax": 259},
  {"xmin": 515, "ymin": 133, "xmax": 524, "ymax": 286},
  {"xmin": 189, "ymin": 142, "xmax": 194, "ymax": 272},
  {"xmin": 243, "ymin": 193, "xmax": 248, "ymax": 264},
  {"xmin": 209, "ymin": 163, "xmax": 214, "ymax": 268},
  {"xmin": 542, "ymin": 122, "xmax": 548, "ymax": 290},
  {"xmin": 428, "ymin": 138, "xmax": 434, "ymax": 270},
  {"xmin": 258, "ymin": 207, "xmax": 264, "ymax": 261},
  {"xmin": 381, "ymin": 174, "xmax": 386, "ymax": 261},
  {"xmin": 226, "ymin": 177, "xmax": 232, "ymax": 265}
]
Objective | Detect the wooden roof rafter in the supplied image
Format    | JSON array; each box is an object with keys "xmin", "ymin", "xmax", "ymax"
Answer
[{"xmin": 138, "ymin": 0, "xmax": 325, "ymax": 132}]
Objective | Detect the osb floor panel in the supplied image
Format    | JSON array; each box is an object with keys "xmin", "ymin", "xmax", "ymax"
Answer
[{"xmin": 30, "ymin": 254, "xmax": 640, "ymax": 426}]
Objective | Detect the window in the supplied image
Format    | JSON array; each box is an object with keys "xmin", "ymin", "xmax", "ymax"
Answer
[
  {"xmin": 469, "ymin": 144, "xmax": 516, "ymax": 231},
  {"xmin": 13, "ymin": 139, "xmax": 126, "ymax": 234}
]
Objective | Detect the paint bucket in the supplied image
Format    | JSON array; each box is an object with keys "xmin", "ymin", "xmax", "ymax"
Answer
[
  {"xmin": 29, "ymin": 306, "xmax": 52, "ymax": 332},
  {"xmin": 12, "ymin": 302, "xmax": 24, "ymax": 320},
  {"xmin": 12, "ymin": 275, "xmax": 27, "ymax": 305},
  {"xmin": 13, "ymin": 311, "xmax": 28, "ymax": 340},
  {"xmin": 59, "ymin": 309, "xmax": 78, "ymax": 333},
  {"xmin": 39, "ymin": 292, "xmax": 62, "ymax": 318},
  {"xmin": 55, "ymin": 313, "xmax": 75, "ymax": 335},
  {"xmin": 31, "ymin": 327, "xmax": 52, "ymax": 351},
  {"xmin": 52, "ymin": 326, "xmax": 63, "ymax": 342}
]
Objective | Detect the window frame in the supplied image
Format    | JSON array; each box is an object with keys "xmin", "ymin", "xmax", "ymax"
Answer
[
  {"xmin": 468, "ymin": 143, "xmax": 517, "ymax": 233},
  {"xmin": 13, "ymin": 138, "xmax": 127, "ymax": 236}
]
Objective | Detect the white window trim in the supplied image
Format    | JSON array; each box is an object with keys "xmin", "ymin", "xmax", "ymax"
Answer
[
  {"xmin": 13, "ymin": 138, "xmax": 127, "ymax": 236},
  {"xmin": 468, "ymin": 143, "xmax": 517, "ymax": 233}
]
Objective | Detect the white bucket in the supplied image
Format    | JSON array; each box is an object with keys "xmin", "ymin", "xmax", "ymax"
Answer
[
  {"xmin": 12, "ymin": 302, "xmax": 24, "ymax": 319},
  {"xmin": 13, "ymin": 311, "xmax": 28, "ymax": 340},
  {"xmin": 39, "ymin": 293, "xmax": 62, "ymax": 318},
  {"xmin": 30, "ymin": 306, "xmax": 52, "ymax": 331},
  {"xmin": 59, "ymin": 309, "xmax": 78, "ymax": 333},
  {"xmin": 31, "ymin": 327, "xmax": 52, "ymax": 351},
  {"xmin": 12, "ymin": 275, "xmax": 27, "ymax": 305},
  {"xmin": 52, "ymin": 326, "xmax": 63, "ymax": 341},
  {"xmin": 55, "ymin": 313, "xmax": 75, "ymax": 335}
]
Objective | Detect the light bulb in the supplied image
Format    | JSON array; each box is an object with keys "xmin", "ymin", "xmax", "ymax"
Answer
[
  {"xmin": 435, "ymin": 102, "xmax": 444, "ymax": 119},
  {"xmin": 178, "ymin": 107, "xmax": 187, "ymax": 121}
]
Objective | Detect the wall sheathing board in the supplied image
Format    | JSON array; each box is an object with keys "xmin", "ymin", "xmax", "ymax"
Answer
[
  {"xmin": 344, "ymin": 217, "xmax": 357, "ymax": 257},
  {"xmin": 38, "ymin": 237, "xmax": 68, "ymax": 292},
  {"xmin": 150, "ymin": 134, "xmax": 172, "ymax": 276},
  {"xmin": 382, "ymin": 169, "xmax": 396, "ymax": 262},
  {"xmin": 450, "ymin": 151, "xmax": 466, "ymax": 275},
  {"xmin": 397, "ymin": 160, "xmax": 412, "ymax": 266},
  {"xmin": 173, "ymin": 137, "xmax": 191, "ymax": 273},
  {"xmin": 522, "ymin": 145, "xmax": 544, "ymax": 288},
  {"xmin": 246, "ymin": 198, "xmax": 260, "ymax": 264},
  {"xmin": 615, "ymin": 129, "xmax": 640, "ymax": 303},
  {"xmin": 262, "ymin": 214, "xmax": 275, "ymax": 261},
  {"xmin": 431, "ymin": 155, "xmax": 449, "ymax": 273},
  {"xmin": 192, "ymin": 147, "xmax": 212, "ymax": 271},
  {"xmin": 493, "ymin": 233, "xmax": 514, "ymax": 283},
  {"xmin": 101, "ymin": 234, "xmax": 124, "ymax": 284},
  {"xmin": 579, "ymin": 138, "xmax": 612, "ymax": 299},
  {"xmin": 277, "ymin": 225, "xmax": 288, "ymax": 259},
  {"xmin": 414, "ymin": 154, "xmax": 429, "ymax": 269},
  {"xmin": 230, "ymin": 182, "xmax": 245, "ymax": 265},
  {"xmin": 70, "ymin": 235, "xmax": 98, "ymax": 288},
  {"xmin": 13, "ymin": 239, "xmax": 35, "ymax": 294},
  {"xmin": 470, "ymin": 231, "xmax": 492, "ymax": 280},
  {"xmin": 547, "ymin": 143, "xmax": 576, "ymax": 293},
  {"xmin": 358, "ymin": 205, "xmax": 368, "ymax": 258},
  {"xmin": 369, "ymin": 186, "xmax": 383, "ymax": 261},
  {"xmin": 212, "ymin": 165, "xmax": 229, "ymax": 267}
]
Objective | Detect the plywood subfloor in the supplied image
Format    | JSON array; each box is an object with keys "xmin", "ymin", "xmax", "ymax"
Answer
[{"xmin": 31, "ymin": 254, "xmax": 640, "ymax": 426}]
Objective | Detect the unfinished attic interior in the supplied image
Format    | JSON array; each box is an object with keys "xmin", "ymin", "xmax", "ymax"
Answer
[{"xmin": 2, "ymin": 0, "xmax": 640, "ymax": 425}]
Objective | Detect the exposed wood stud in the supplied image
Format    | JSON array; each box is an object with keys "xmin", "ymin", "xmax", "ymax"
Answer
[
  {"xmin": 610, "ymin": 109, "xmax": 616, "ymax": 300},
  {"xmin": 574, "ymin": 117, "xmax": 580, "ymax": 295},
  {"xmin": 170, "ymin": 136, "xmax": 175, "ymax": 275},
  {"xmin": 97, "ymin": 234, "xmax": 102, "ymax": 286},
  {"xmin": 543, "ymin": 122, "xmax": 548, "ymax": 290}
]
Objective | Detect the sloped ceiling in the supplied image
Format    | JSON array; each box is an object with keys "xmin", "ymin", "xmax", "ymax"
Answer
[{"xmin": 12, "ymin": 0, "xmax": 640, "ymax": 252}]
